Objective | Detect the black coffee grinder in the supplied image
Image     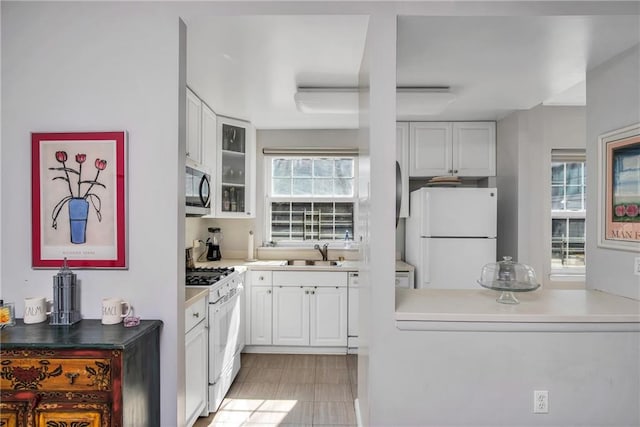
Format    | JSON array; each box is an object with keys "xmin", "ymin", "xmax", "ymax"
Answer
[{"xmin": 206, "ymin": 227, "xmax": 222, "ymax": 261}]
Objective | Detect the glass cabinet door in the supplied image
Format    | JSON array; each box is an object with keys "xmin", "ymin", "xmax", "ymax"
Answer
[{"xmin": 215, "ymin": 117, "xmax": 255, "ymax": 217}]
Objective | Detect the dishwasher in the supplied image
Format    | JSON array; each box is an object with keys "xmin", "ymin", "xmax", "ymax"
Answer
[{"xmin": 347, "ymin": 272, "xmax": 359, "ymax": 352}]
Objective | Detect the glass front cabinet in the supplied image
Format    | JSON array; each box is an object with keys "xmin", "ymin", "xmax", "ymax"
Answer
[{"xmin": 214, "ymin": 116, "xmax": 256, "ymax": 218}]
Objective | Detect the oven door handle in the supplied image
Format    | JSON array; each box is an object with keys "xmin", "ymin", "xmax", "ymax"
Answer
[{"xmin": 210, "ymin": 296, "xmax": 225, "ymax": 305}]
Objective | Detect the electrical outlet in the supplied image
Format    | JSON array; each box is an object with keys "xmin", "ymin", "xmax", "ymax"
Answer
[
  {"xmin": 193, "ymin": 239, "xmax": 200, "ymax": 248},
  {"xmin": 534, "ymin": 390, "xmax": 549, "ymax": 414},
  {"xmin": 634, "ymin": 257, "xmax": 640, "ymax": 276}
]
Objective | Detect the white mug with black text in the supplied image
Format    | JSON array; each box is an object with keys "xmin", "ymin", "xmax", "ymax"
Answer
[
  {"xmin": 101, "ymin": 298, "xmax": 132, "ymax": 325},
  {"xmin": 23, "ymin": 297, "xmax": 51, "ymax": 324}
]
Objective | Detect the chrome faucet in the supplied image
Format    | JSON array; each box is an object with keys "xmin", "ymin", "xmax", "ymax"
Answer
[{"xmin": 314, "ymin": 243, "xmax": 329, "ymax": 261}]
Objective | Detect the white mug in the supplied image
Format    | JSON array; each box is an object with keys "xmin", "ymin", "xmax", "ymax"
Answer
[
  {"xmin": 101, "ymin": 298, "xmax": 132, "ymax": 325},
  {"xmin": 24, "ymin": 297, "xmax": 51, "ymax": 324}
]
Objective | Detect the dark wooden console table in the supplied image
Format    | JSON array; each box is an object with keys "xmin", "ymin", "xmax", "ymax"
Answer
[{"xmin": 0, "ymin": 319, "xmax": 162, "ymax": 427}]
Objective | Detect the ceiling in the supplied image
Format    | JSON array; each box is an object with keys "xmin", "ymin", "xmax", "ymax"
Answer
[{"xmin": 185, "ymin": 14, "xmax": 639, "ymax": 129}]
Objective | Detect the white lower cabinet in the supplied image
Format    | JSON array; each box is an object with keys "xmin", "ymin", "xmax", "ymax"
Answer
[
  {"xmin": 272, "ymin": 271, "xmax": 348, "ymax": 348},
  {"xmin": 247, "ymin": 270, "xmax": 348, "ymax": 349},
  {"xmin": 273, "ymin": 286, "xmax": 309, "ymax": 346},
  {"xmin": 185, "ymin": 296, "xmax": 208, "ymax": 427},
  {"xmin": 250, "ymin": 285, "xmax": 273, "ymax": 345},
  {"xmin": 310, "ymin": 286, "xmax": 348, "ymax": 346},
  {"xmin": 272, "ymin": 285, "xmax": 347, "ymax": 347}
]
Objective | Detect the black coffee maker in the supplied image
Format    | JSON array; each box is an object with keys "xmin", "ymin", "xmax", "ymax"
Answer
[{"xmin": 206, "ymin": 227, "xmax": 222, "ymax": 261}]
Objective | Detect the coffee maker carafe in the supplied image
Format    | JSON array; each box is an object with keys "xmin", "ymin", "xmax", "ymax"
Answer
[{"xmin": 206, "ymin": 227, "xmax": 222, "ymax": 261}]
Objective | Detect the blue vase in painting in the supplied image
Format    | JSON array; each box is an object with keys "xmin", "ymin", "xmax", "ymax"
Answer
[{"xmin": 68, "ymin": 198, "xmax": 89, "ymax": 244}]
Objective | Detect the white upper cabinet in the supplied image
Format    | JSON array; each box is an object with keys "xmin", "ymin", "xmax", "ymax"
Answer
[
  {"xmin": 409, "ymin": 122, "xmax": 452, "ymax": 177},
  {"xmin": 452, "ymin": 122, "xmax": 496, "ymax": 177},
  {"xmin": 409, "ymin": 121, "xmax": 495, "ymax": 177},
  {"xmin": 396, "ymin": 122, "xmax": 410, "ymax": 218},
  {"xmin": 214, "ymin": 116, "xmax": 256, "ymax": 218},
  {"xmin": 186, "ymin": 88, "xmax": 203, "ymax": 164},
  {"xmin": 201, "ymin": 103, "xmax": 217, "ymax": 169}
]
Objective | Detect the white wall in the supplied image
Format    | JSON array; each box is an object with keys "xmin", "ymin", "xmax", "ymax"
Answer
[
  {"xmin": 357, "ymin": 11, "xmax": 398, "ymax": 426},
  {"xmin": 361, "ymin": 6, "xmax": 638, "ymax": 427},
  {"xmin": 1, "ymin": 3, "xmax": 184, "ymax": 424},
  {"xmin": 186, "ymin": 217, "xmax": 254, "ymax": 260},
  {"xmin": 497, "ymin": 105, "xmax": 586, "ymax": 287},
  {"xmin": 586, "ymin": 44, "xmax": 640, "ymax": 300},
  {"xmin": 496, "ymin": 110, "xmax": 521, "ymax": 261}
]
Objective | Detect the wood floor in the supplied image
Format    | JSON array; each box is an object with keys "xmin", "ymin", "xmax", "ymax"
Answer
[{"xmin": 193, "ymin": 353, "xmax": 358, "ymax": 427}]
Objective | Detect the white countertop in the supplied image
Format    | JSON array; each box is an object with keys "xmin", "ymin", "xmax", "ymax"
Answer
[
  {"xmin": 193, "ymin": 258, "xmax": 414, "ymax": 272},
  {"xmin": 185, "ymin": 287, "xmax": 208, "ymax": 308},
  {"xmin": 396, "ymin": 288, "xmax": 640, "ymax": 330}
]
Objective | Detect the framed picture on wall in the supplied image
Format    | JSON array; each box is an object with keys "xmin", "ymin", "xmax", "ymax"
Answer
[
  {"xmin": 597, "ymin": 123, "xmax": 640, "ymax": 252},
  {"xmin": 32, "ymin": 131, "xmax": 127, "ymax": 268}
]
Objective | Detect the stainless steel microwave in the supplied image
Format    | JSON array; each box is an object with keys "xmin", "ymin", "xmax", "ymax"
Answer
[{"xmin": 185, "ymin": 161, "xmax": 211, "ymax": 216}]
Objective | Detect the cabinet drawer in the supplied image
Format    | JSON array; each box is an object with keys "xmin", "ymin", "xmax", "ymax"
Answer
[
  {"xmin": 185, "ymin": 296, "xmax": 207, "ymax": 333},
  {"xmin": 249, "ymin": 270, "xmax": 272, "ymax": 286},
  {"xmin": 0, "ymin": 357, "xmax": 112, "ymax": 391},
  {"xmin": 273, "ymin": 271, "xmax": 347, "ymax": 287}
]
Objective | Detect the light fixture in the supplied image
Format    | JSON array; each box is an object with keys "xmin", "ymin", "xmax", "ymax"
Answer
[
  {"xmin": 294, "ymin": 86, "xmax": 456, "ymax": 115},
  {"xmin": 294, "ymin": 87, "xmax": 359, "ymax": 114},
  {"xmin": 396, "ymin": 87, "xmax": 456, "ymax": 116}
]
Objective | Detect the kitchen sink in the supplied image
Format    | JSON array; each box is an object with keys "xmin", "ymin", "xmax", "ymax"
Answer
[
  {"xmin": 286, "ymin": 260, "xmax": 341, "ymax": 267},
  {"xmin": 286, "ymin": 260, "xmax": 314, "ymax": 266},
  {"xmin": 312, "ymin": 260, "xmax": 341, "ymax": 266}
]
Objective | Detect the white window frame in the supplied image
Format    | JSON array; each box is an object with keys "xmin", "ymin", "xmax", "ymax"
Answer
[
  {"xmin": 264, "ymin": 155, "xmax": 358, "ymax": 246},
  {"xmin": 550, "ymin": 150, "xmax": 586, "ymax": 279}
]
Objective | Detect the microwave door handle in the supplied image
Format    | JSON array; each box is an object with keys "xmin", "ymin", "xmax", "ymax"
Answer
[{"xmin": 199, "ymin": 174, "xmax": 210, "ymax": 207}]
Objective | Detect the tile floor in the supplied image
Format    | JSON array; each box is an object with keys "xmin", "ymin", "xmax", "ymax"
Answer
[{"xmin": 193, "ymin": 353, "xmax": 358, "ymax": 427}]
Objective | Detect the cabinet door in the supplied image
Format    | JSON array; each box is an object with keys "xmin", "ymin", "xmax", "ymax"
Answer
[
  {"xmin": 215, "ymin": 116, "xmax": 256, "ymax": 218},
  {"xmin": 185, "ymin": 321, "xmax": 208, "ymax": 427},
  {"xmin": 35, "ymin": 402, "xmax": 109, "ymax": 427},
  {"xmin": 396, "ymin": 122, "xmax": 410, "ymax": 218},
  {"xmin": 452, "ymin": 122, "xmax": 496, "ymax": 176},
  {"xmin": 186, "ymin": 88, "xmax": 202, "ymax": 163},
  {"xmin": 201, "ymin": 103, "xmax": 217, "ymax": 176},
  {"xmin": 0, "ymin": 400, "xmax": 28, "ymax": 427},
  {"xmin": 409, "ymin": 122, "xmax": 452, "ymax": 177},
  {"xmin": 347, "ymin": 286, "xmax": 358, "ymax": 337},
  {"xmin": 273, "ymin": 286, "xmax": 309, "ymax": 346},
  {"xmin": 310, "ymin": 287, "xmax": 347, "ymax": 347},
  {"xmin": 250, "ymin": 286, "xmax": 272, "ymax": 345}
]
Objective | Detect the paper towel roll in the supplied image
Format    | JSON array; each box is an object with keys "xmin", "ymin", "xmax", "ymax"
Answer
[{"xmin": 247, "ymin": 231, "xmax": 255, "ymax": 261}]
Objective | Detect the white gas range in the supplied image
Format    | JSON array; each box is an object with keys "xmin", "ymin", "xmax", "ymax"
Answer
[{"xmin": 186, "ymin": 267, "xmax": 244, "ymax": 413}]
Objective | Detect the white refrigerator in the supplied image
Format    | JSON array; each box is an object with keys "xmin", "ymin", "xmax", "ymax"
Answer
[{"xmin": 406, "ymin": 187, "xmax": 497, "ymax": 289}]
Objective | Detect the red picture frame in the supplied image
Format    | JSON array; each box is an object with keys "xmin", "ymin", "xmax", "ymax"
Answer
[{"xmin": 32, "ymin": 132, "xmax": 127, "ymax": 268}]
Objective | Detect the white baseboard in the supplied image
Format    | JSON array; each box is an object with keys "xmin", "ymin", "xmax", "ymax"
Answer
[{"xmin": 243, "ymin": 345, "xmax": 347, "ymax": 354}]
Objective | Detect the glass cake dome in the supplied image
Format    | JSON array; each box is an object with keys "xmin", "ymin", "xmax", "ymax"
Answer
[{"xmin": 477, "ymin": 256, "xmax": 540, "ymax": 304}]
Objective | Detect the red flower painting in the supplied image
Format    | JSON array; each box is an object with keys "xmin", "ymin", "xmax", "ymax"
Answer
[{"xmin": 49, "ymin": 151, "xmax": 108, "ymax": 244}]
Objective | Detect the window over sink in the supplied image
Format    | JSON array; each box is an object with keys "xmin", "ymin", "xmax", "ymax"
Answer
[{"xmin": 265, "ymin": 155, "xmax": 357, "ymax": 243}]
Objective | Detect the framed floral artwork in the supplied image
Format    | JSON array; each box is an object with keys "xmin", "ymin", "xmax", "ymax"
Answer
[
  {"xmin": 32, "ymin": 132, "xmax": 127, "ymax": 268},
  {"xmin": 598, "ymin": 123, "xmax": 640, "ymax": 252}
]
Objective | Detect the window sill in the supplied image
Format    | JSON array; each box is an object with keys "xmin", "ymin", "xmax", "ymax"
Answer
[{"xmin": 263, "ymin": 242, "xmax": 359, "ymax": 250}]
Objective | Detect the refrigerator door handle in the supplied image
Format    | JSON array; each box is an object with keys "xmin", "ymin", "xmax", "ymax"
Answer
[
  {"xmin": 421, "ymin": 238, "xmax": 430, "ymax": 285},
  {"xmin": 421, "ymin": 192, "xmax": 430, "ymax": 237}
]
